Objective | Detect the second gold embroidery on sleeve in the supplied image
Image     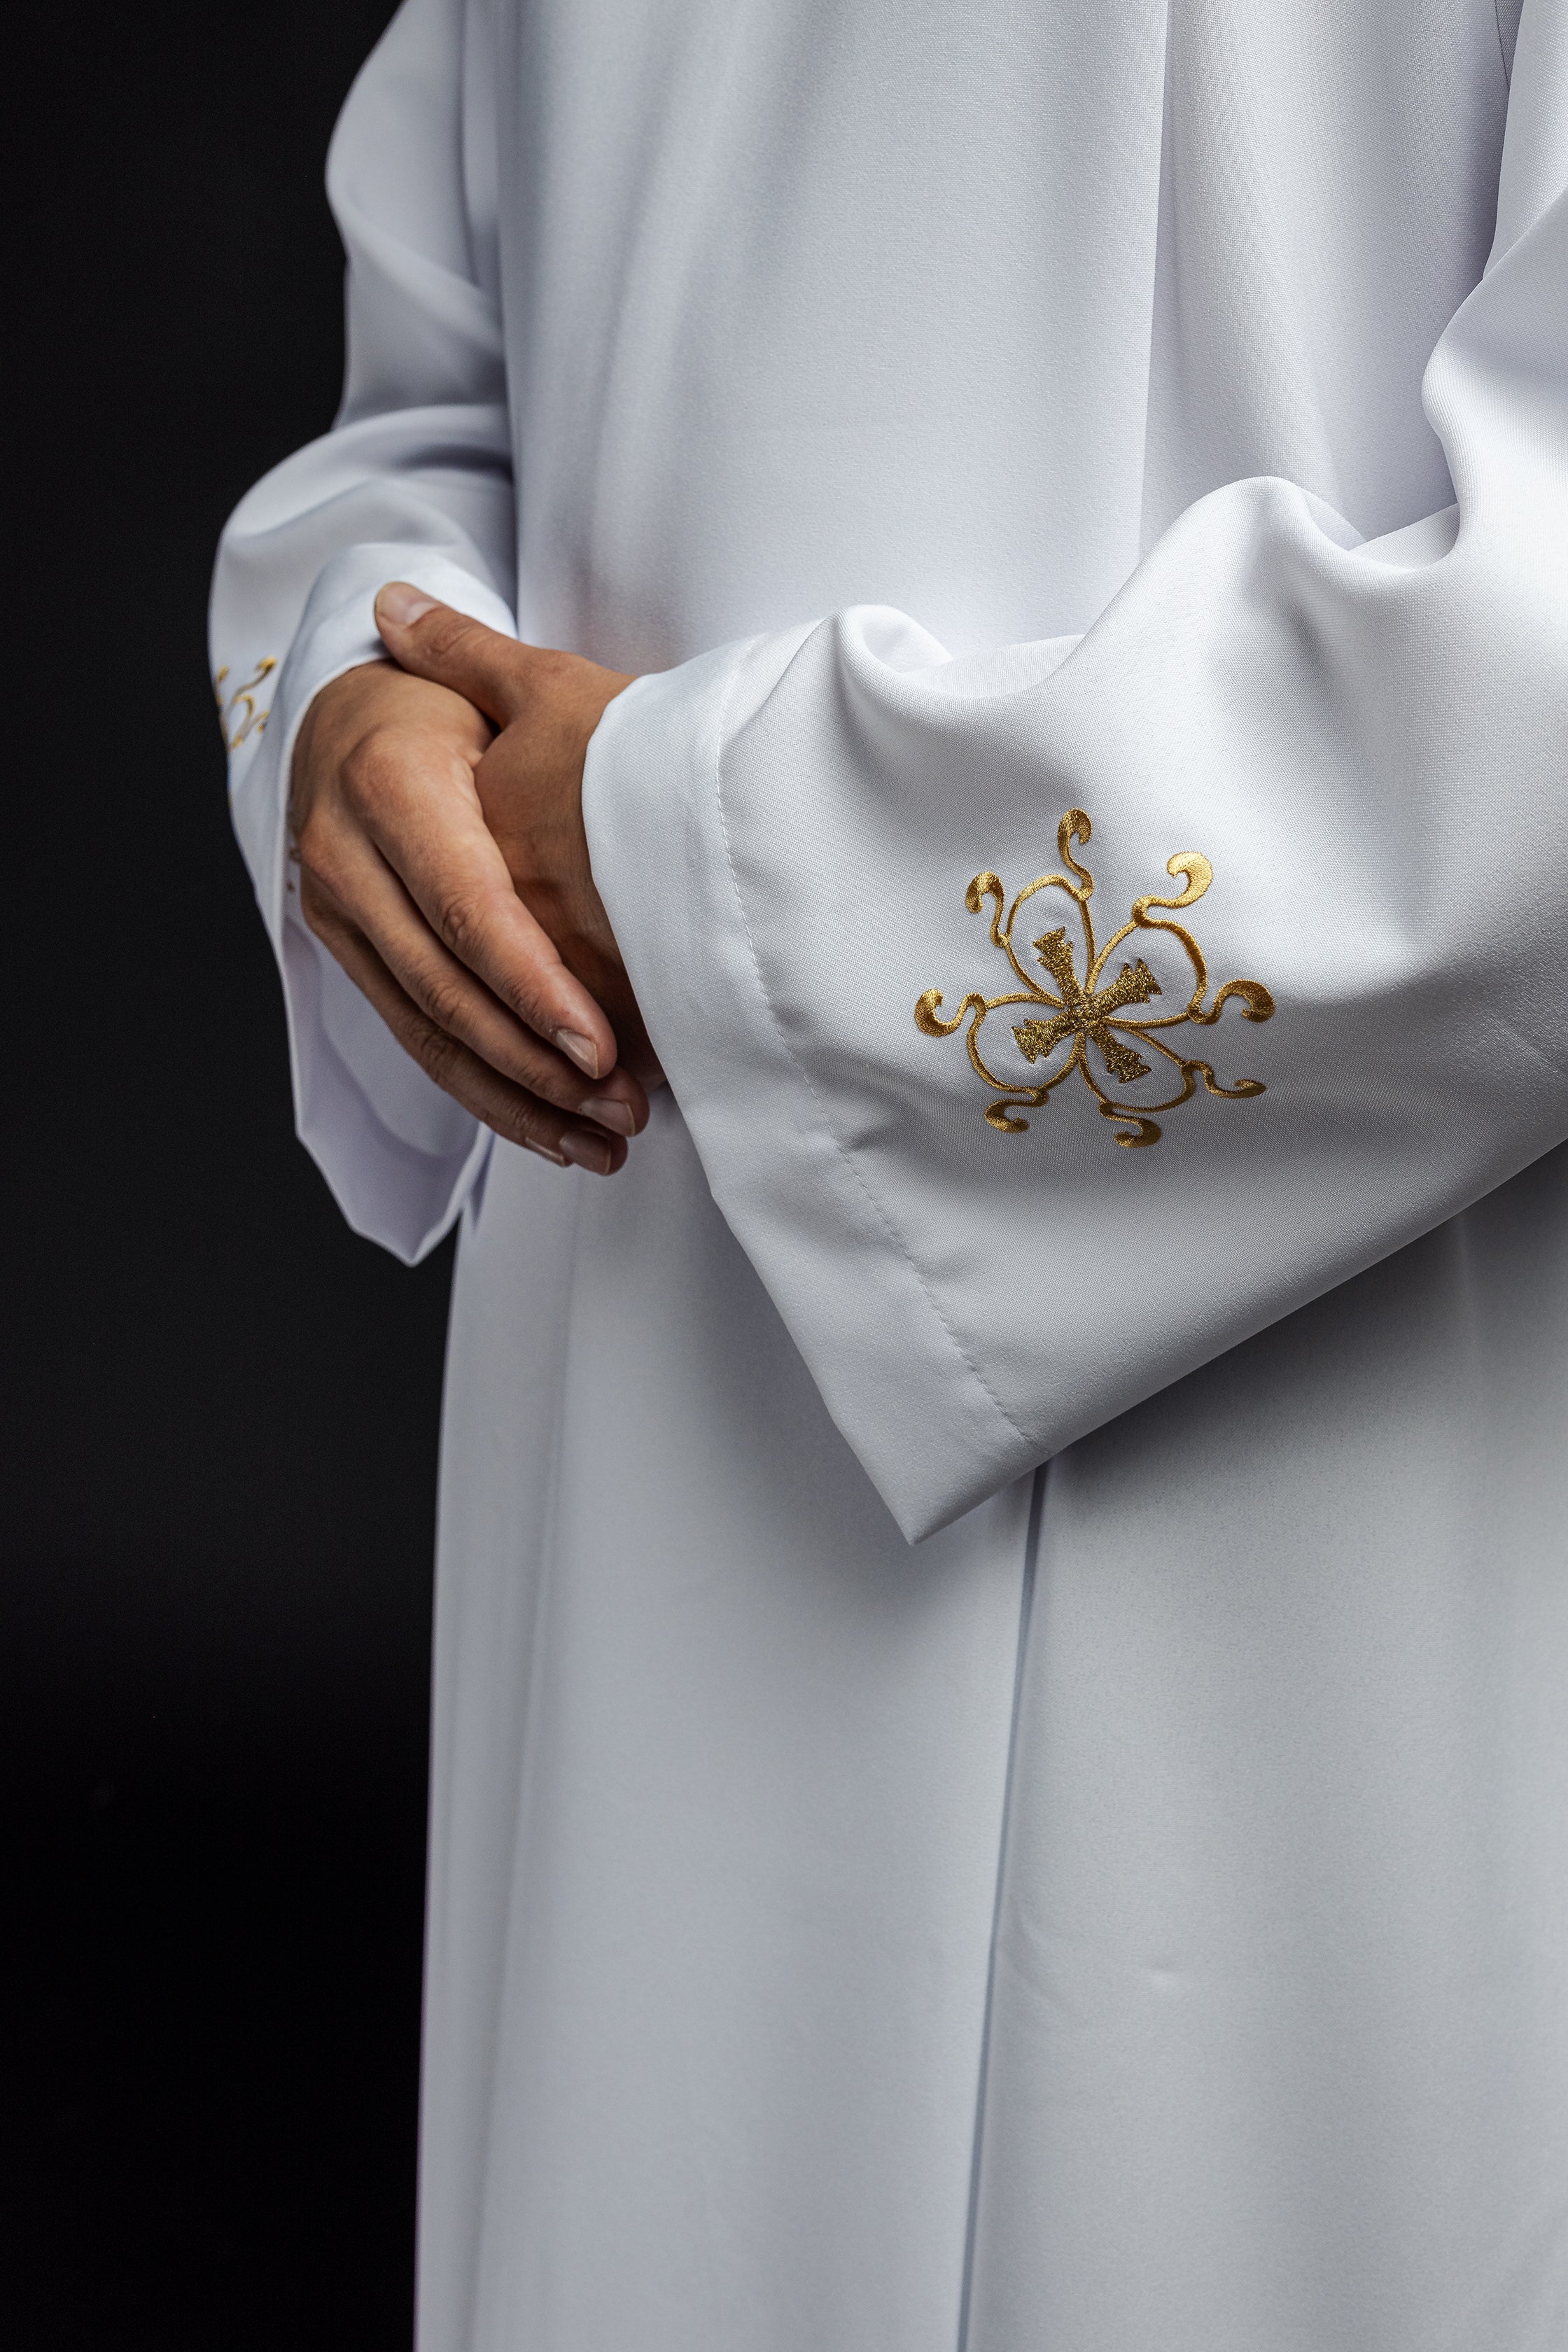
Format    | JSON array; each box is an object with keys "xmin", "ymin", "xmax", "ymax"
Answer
[
  {"xmin": 915, "ymin": 808, "xmax": 1274, "ymax": 1149},
  {"xmin": 214, "ymin": 657, "xmax": 277, "ymax": 751}
]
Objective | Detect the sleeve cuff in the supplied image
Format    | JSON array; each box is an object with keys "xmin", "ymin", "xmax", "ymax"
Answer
[
  {"xmin": 582, "ymin": 625, "xmax": 1034, "ymax": 1541},
  {"xmin": 226, "ymin": 545, "xmax": 516, "ymax": 1263},
  {"xmin": 584, "ymin": 593, "xmax": 1566, "ymax": 1548}
]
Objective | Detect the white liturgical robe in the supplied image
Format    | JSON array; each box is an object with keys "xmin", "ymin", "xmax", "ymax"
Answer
[{"xmin": 214, "ymin": 0, "xmax": 1568, "ymax": 2343}]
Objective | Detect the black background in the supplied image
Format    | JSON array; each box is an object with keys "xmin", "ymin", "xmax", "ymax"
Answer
[{"xmin": 4, "ymin": 4, "xmax": 448, "ymax": 2343}]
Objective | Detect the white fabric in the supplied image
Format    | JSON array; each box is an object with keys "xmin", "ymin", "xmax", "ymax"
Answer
[{"xmin": 212, "ymin": 1, "xmax": 1568, "ymax": 2344}]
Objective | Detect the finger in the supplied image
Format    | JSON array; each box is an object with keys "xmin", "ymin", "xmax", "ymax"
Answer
[
  {"xmin": 320, "ymin": 727, "xmax": 622, "ymax": 1079},
  {"xmin": 298, "ymin": 842, "xmax": 648, "ymax": 1135},
  {"xmin": 349, "ymin": 779, "xmax": 626, "ymax": 1087},
  {"xmin": 374, "ymin": 584, "xmax": 533, "ymax": 729},
  {"xmin": 300, "ymin": 878, "xmax": 629, "ymax": 1174}
]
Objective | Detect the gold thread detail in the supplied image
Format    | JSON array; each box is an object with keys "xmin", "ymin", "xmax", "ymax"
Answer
[
  {"xmin": 914, "ymin": 808, "xmax": 1275, "ymax": 1148},
  {"xmin": 214, "ymin": 657, "xmax": 277, "ymax": 750}
]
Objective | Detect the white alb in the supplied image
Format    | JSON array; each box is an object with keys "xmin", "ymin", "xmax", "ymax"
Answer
[{"xmin": 214, "ymin": 1, "xmax": 1568, "ymax": 2344}]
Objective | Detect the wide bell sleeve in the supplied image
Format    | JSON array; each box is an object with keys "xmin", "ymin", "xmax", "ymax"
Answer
[
  {"xmin": 583, "ymin": 5, "xmax": 1568, "ymax": 1541},
  {"xmin": 209, "ymin": 0, "xmax": 512, "ymax": 1261}
]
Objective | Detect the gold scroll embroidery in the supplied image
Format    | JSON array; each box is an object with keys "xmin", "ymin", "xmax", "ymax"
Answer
[
  {"xmin": 214, "ymin": 657, "xmax": 277, "ymax": 750},
  {"xmin": 915, "ymin": 808, "xmax": 1275, "ymax": 1149}
]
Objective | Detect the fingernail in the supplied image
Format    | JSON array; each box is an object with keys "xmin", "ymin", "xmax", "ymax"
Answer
[
  {"xmin": 375, "ymin": 581, "xmax": 440, "ymax": 629},
  {"xmin": 582, "ymin": 1095, "xmax": 636, "ymax": 1137},
  {"xmin": 556, "ymin": 1029, "xmax": 601, "ymax": 1078},
  {"xmin": 524, "ymin": 1138, "xmax": 568, "ymax": 1166},
  {"xmin": 561, "ymin": 1131, "xmax": 613, "ymax": 1175}
]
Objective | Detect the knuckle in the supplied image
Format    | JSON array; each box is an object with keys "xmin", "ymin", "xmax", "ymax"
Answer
[
  {"xmin": 491, "ymin": 1087, "xmax": 546, "ymax": 1146},
  {"xmin": 407, "ymin": 1011, "xmax": 464, "ymax": 1088},
  {"xmin": 506, "ymin": 970, "xmax": 553, "ymax": 1028},
  {"xmin": 529, "ymin": 1068, "xmax": 578, "ymax": 1114},
  {"xmin": 419, "ymin": 970, "xmax": 473, "ymax": 1040},
  {"xmin": 299, "ymin": 894, "xmax": 334, "ymax": 949},
  {"xmin": 293, "ymin": 809, "xmax": 335, "ymax": 880},
  {"xmin": 483, "ymin": 952, "xmax": 549, "ymax": 1029},
  {"xmin": 421, "ymin": 610, "xmax": 482, "ymax": 665},
  {"xmin": 297, "ymin": 866, "xmax": 330, "ymax": 925},
  {"xmin": 298, "ymin": 869, "xmax": 349, "ymax": 951},
  {"xmin": 302, "ymin": 850, "xmax": 360, "ymax": 930},
  {"xmin": 341, "ymin": 733, "xmax": 402, "ymax": 811},
  {"xmin": 433, "ymin": 886, "xmax": 490, "ymax": 962}
]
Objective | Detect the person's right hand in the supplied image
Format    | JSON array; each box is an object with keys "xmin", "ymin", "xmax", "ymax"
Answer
[{"xmin": 289, "ymin": 660, "xmax": 648, "ymax": 1173}]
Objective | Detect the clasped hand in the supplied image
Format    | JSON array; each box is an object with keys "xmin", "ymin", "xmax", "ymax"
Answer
[{"xmin": 290, "ymin": 584, "xmax": 655, "ymax": 1175}]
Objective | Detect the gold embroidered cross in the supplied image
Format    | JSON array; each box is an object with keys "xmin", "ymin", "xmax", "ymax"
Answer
[
  {"xmin": 916, "ymin": 808, "xmax": 1275, "ymax": 1148},
  {"xmin": 1014, "ymin": 930, "xmax": 1162, "ymax": 1083}
]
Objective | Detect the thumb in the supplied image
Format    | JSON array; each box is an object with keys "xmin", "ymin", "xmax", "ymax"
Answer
[{"xmin": 375, "ymin": 582, "xmax": 529, "ymax": 726}]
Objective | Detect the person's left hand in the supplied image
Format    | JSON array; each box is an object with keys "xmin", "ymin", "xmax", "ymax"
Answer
[{"xmin": 373, "ymin": 582, "xmax": 662, "ymax": 1090}]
